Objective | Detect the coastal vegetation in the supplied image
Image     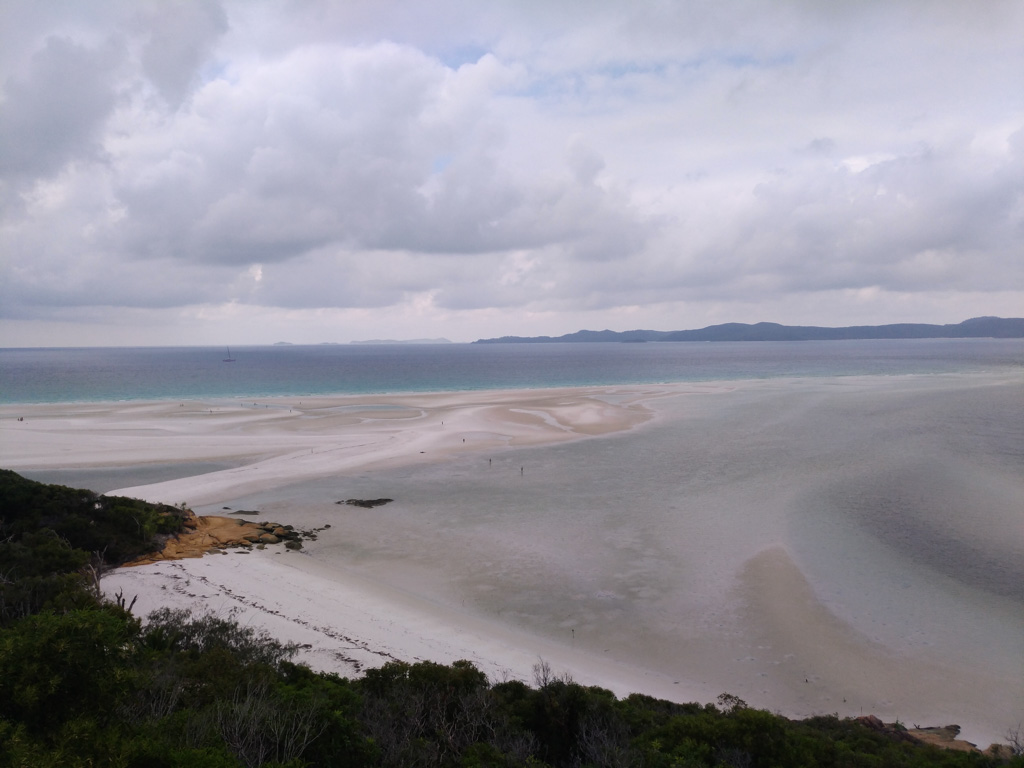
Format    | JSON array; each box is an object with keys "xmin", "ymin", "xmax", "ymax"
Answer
[{"xmin": 1, "ymin": 469, "xmax": 1019, "ymax": 767}]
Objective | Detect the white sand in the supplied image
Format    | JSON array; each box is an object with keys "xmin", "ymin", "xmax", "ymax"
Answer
[
  {"xmin": 0, "ymin": 387, "xmax": 658, "ymax": 505},
  {"xmin": 3, "ymin": 380, "xmax": 1021, "ymax": 748},
  {"xmin": 101, "ymin": 548, "xmax": 710, "ymax": 706}
]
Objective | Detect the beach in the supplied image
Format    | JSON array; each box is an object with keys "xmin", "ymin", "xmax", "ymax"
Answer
[{"xmin": 3, "ymin": 376, "xmax": 1022, "ymax": 748}]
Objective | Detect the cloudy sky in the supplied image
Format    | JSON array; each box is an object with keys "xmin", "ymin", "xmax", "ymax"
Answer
[{"xmin": 1, "ymin": 1, "xmax": 1022, "ymax": 346}]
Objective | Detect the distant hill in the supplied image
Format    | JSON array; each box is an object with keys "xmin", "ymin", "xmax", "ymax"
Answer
[{"xmin": 474, "ymin": 317, "xmax": 1024, "ymax": 343}]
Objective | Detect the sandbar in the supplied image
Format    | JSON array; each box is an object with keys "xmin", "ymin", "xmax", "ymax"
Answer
[{"xmin": 1, "ymin": 386, "xmax": 660, "ymax": 504}]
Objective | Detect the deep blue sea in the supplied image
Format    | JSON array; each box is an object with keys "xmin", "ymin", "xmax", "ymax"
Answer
[{"xmin": 1, "ymin": 338, "xmax": 1022, "ymax": 404}]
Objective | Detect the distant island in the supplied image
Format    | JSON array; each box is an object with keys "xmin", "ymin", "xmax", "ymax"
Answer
[
  {"xmin": 474, "ymin": 317, "xmax": 1024, "ymax": 343},
  {"xmin": 350, "ymin": 338, "xmax": 453, "ymax": 345}
]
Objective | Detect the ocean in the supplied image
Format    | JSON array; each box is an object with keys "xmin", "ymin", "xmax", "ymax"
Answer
[{"xmin": 1, "ymin": 337, "xmax": 1022, "ymax": 403}]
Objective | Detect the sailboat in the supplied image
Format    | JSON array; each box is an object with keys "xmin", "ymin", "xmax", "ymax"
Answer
[{"xmin": 223, "ymin": 347, "xmax": 236, "ymax": 362}]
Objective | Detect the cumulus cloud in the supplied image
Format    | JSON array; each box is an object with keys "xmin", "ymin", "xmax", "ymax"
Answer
[
  {"xmin": 1, "ymin": 0, "xmax": 1022, "ymax": 344},
  {"xmin": 0, "ymin": 36, "xmax": 120, "ymax": 181},
  {"xmin": 137, "ymin": 0, "xmax": 228, "ymax": 108}
]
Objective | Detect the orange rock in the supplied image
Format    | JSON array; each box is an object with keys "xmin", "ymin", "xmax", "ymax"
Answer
[{"xmin": 123, "ymin": 513, "xmax": 286, "ymax": 566}]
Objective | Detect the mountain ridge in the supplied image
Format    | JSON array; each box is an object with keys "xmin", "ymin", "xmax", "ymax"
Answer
[{"xmin": 473, "ymin": 317, "xmax": 1024, "ymax": 343}]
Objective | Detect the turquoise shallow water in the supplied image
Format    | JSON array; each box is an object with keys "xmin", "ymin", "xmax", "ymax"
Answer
[{"xmin": 2, "ymin": 338, "xmax": 1022, "ymax": 403}]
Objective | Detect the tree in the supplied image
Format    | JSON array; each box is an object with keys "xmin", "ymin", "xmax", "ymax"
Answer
[{"xmin": 0, "ymin": 606, "xmax": 139, "ymax": 735}]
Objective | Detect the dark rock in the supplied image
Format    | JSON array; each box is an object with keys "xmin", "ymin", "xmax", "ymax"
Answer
[
  {"xmin": 339, "ymin": 498, "xmax": 394, "ymax": 508},
  {"xmin": 856, "ymin": 715, "xmax": 885, "ymax": 731}
]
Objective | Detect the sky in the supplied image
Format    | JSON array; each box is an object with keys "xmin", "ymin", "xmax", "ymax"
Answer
[{"xmin": 1, "ymin": 1, "xmax": 1022, "ymax": 346}]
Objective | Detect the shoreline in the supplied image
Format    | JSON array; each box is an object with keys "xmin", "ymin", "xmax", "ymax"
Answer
[
  {"xmin": 102, "ymin": 546, "xmax": 716, "ymax": 706},
  {"xmin": 1, "ymin": 367, "xmax": 1010, "ymax": 410},
  {"xmin": 101, "ymin": 527, "xmax": 1016, "ymax": 752},
  {"xmin": 4, "ymin": 376, "xmax": 1022, "ymax": 749}
]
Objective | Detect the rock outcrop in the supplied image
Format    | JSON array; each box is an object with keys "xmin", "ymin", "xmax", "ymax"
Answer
[
  {"xmin": 336, "ymin": 498, "xmax": 393, "ymax": 508},
  {"xmin": 124, "ymin": 510, "xmax": 313, "ymax": 565},
  {"xmin": 855, "ymin": 716, "xmax": 1008, "ymax": 755}
]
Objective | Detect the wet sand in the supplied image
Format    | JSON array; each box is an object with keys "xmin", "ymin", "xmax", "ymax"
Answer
[
  {"xmin": 3, "ymin": 377, "xmax": 1021, "ymax": 748},
  {"xmin": 1, "ymin": 386, "xmax": 657, "ymax": 504}
]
